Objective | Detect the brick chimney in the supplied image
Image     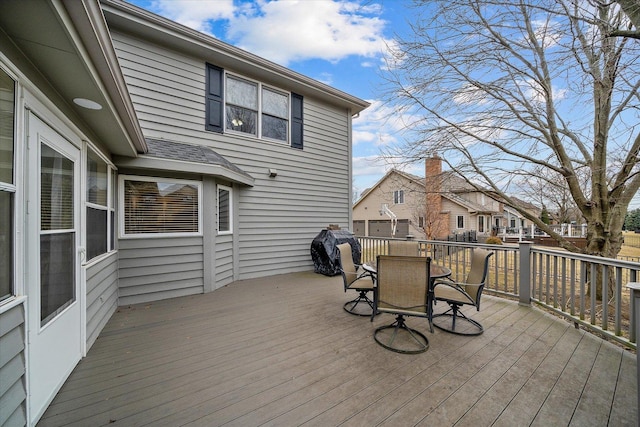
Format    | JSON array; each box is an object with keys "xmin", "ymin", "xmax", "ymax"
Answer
[{"xmin": 425, "ymin": 155, "xmax": 448, "ymax": 238}]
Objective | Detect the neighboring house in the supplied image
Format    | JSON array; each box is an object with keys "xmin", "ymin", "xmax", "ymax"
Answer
[
  {"xmin": 0, "ymin": 1, "xmax": 368, "ymax": 425},
  {"xmin": 501, "ymin": 197, "xmax": 543, "ymax": 237},
  {"xmin": 353, "ymin": 157, "xmax": 540, "ymax": 240},
  {"xmin": 353, "ymin": 169, "xmax": 428, "ymax": 239}
]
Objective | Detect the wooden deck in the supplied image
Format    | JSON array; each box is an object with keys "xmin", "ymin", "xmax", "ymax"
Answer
[{"xmin": 39, "ymin": 271, "xmax": 637, "ymax": 426}]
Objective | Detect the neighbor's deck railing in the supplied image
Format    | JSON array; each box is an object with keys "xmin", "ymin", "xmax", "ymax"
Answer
[{"xmin": 357, "ymin": 236, "xmax": 640, "ymax": 351}]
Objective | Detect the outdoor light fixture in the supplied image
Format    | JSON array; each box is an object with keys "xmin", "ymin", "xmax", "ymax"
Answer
[{"xmin": 73, "ymin": 97, "xmax": 102, "ymax": 110}]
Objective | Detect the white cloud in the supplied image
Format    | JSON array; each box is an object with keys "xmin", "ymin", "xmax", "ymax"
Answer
[
  {"xmin": 142, "ymin": 0, "xmax": 391, "ymax": 66},
  {"xmin": 519, "ymin": 78, "xmax": 567, "ymax": 104},
  {"xmin": 531, "ymin": 19, "xmax": 563, "ymax": 49},
  {"xmin": 227, "ymin": 1, "xmax": 390, "ymax": 65},
  {"xmin": 452, "ymin": 83, "xmax": 490, "ymax": 106},
  {"xmin": 352, "ymin": 99, "xmax": 408, "ymax": 147},
  {"xmin": 352, "ymin": 155, "xmax": 388, "ymax": 191},
  {"xmin": 315, "ymin": 72, "xmax": 334, "ymax": 86},
  {"xmin": 149, "ymin": 0, "xmax": 234, "ymax": 34}
]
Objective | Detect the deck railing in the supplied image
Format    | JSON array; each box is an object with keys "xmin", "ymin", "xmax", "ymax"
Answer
[{"xmin": 357, "ymin": 236, "xmax": 640, "ymax": 351}]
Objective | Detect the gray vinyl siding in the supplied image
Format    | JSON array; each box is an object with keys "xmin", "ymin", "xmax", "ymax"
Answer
[
  {"xmin": 215, "ymin": 236, "xmax": 234, "ymax": 286},
  {"xmin": 111, "ymin": 32, "xmax": 352, "ymax": 280},
  {"xmin": 85, "ymin": 253, "xmax": 118, "ymax": 350},
  {"xmin": 118, "ymin": 237, "xmax": 204, "ymax": 305},
  {"xmin": 0, "ymin": 303, "xmax": 27, "ymax": 427}
]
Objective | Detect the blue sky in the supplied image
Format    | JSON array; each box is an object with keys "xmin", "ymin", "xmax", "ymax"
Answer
[{"xmin": 127, "ymin": 0, "xmax": 414, "ymax": 197}]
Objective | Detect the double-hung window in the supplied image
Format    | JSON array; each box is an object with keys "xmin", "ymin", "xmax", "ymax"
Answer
[
  {"xmin": 86, "ymin": 148, "xmax": 115, "ymax": 261},
  {"xmin": 0, "ymin": 68, "xmax": 15, "ymax": 303},
  {"xmin": 225, "ymin": 76, "xmax": 259, "ymax": 137},
  {"xmin": 120, "ymin": 176, "xmax": 202, "ymax": 237},
  {"xmin": 225, "ymin": 75, "xmax": 289, "ymax": 142},
  {"xmin": 217, "ymin": 184, "xmax": 232, "ymax": 234},
  {"xmin": 261, "ymin": 86, "xmax": 289, "ymax": 141},
  {"xmin": 457, "ymin": 215, "xmax": 465, "ymax": 229},
  {"xmin": 205, "ymin": 63, "xmax": 303, "ymax": 149},
  {"xmin": 393, "ymin": 190, "xmax": 404, "ymax": 205}
]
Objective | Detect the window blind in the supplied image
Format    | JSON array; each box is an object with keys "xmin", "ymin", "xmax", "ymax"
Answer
[{"xmin": 124, "ymin": 179, "xmax": 199, "ymax": 235}]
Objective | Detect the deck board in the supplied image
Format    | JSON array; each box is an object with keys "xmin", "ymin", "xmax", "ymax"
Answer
[{"xmin": 38, "ymin": 271, "xmax": 637, "ymax": 427}]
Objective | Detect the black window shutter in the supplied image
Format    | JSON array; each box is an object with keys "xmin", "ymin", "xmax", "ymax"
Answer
[
  {"xmin": 291, "ymin": 93, "xmax": 303, "ymax": 149},
  {"xmin": 206, "ymin": 63, "xmax": 224, "ymax": 133}
]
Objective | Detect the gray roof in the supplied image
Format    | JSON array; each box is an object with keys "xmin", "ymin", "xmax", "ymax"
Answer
[
  {"xmin": 145, "ymin": 138, "xmax": 250, "ymax": 177},
  {"xmin": 115, "ymin": 138, "xmax": 254, "ymax": 186}
]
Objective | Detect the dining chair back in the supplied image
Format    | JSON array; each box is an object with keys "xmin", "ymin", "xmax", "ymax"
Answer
[
  {"xmin": 337, "ymin": 243, "xmax": 376, "ymax": 316},
  {"xmin": 373, "ymin": 255, "xmax": 432, "ymax": 354},
  {"xmin": 431, "ymin": 249, "xmax": 493, "ymax": 335},
  {"xmin": 388, "ymin": 240, "xmax": 420, "ymax": 256}
]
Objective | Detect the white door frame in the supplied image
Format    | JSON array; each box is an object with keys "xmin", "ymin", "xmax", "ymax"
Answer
[{"xmin": 25, "ymin": 111, "xmax": 83, "ymax": 425}]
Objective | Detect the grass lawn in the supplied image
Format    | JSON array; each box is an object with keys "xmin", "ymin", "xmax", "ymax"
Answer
[{"xmin": 621, "ymin": 232, "xmax": 640, "ymax": 259}]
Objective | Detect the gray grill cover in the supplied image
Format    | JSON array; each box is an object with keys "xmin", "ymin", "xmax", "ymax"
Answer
[{"xmin": 310, "ymin": 229, "xmax": 361, "ymax": 276}]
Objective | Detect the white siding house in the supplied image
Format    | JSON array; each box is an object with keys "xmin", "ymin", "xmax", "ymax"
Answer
[{"xmin": 0, "ymin": 1, "xmax": 368, "ymax": 425}]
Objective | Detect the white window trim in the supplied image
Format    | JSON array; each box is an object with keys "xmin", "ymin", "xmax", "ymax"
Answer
[
  {"xmin": 119, "ymin": 175, "xmax": 203, "ymax": 239},
  {"xmin": 394, "ymin": 189, "xmax": 405, "ymax": 205},
  {"xmin": 224, "ymin": 72, "xmax": 291, "ymax": 144},
  {"xmin": 0, "ymin": 63, "xmax": 17, "ymax": 307},
  {"xmin": 456, "ymin": 215, "xmax": 465, "ymax": 230},
  {"xmin": 84, "ymin": 145, "xmax": 116, "ymax": 264},
  {"xmin": 217, "ymin": 184, "xmax": 233, "ymax": 235}
]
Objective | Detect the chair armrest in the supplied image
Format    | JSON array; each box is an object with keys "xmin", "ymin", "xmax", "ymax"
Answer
[
  {"xmin": 355, "ymin": 266, "xmax": 375, "ymax": 281},
  {"xmin": 433, "ymin": 280, "xmax": 467, "ymax": 295}
]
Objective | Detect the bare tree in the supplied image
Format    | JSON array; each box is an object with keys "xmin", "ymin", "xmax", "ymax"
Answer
[
  {"xmin": 611, "ymin": 0, "xmax": 640, "ymax": 38},
  {"xmin": 517, "ymin": 164, "xmax": 586, "ymax": 224},
  {"xmin": 381, "ymin": 0, "xmax": 640, "ymax": 266}
]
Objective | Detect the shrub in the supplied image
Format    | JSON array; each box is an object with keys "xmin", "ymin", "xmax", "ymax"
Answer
[{"xmin": 485, "ymin": 236, "xmax": 503, "ymax": 245}]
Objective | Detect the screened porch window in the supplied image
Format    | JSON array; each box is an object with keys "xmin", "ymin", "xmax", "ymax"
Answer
[
  {"xmin": 120, "ymin": 176, "xmax": 202, "ymax": 237},
  {"xmin": 0, "ymin": 68, "xmax": 15, "ymax": 303},
  {"xmin": 86, "ymin": 148, "xmax": 115, "ymax": 260}
]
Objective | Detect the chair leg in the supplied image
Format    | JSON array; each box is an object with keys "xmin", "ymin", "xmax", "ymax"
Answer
[
  {"xmin": 374, "ymin": 314, "xmax": 429, "ymax": 354},
  {"xmin": 432, "ymin": 303, "xmax": 483, "ymax": 336},
  {"xmin": 343, "ymin": 290, "xmax": 374, "ymax": 316}
]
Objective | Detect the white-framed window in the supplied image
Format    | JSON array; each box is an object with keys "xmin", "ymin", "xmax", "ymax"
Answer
[
  {"xmin": 86, "ymin": 147, "xmax": 115, "ymax": 261},
  {"xmin": 510, "ymin": 217, "xmax": 517, "ymax": 228},
  {"xmin": 393, "ymin": 190, "xmax": 404, "ymax": 204},
  {"xmin": 225, "ymin": 74, "xmax": 289, "ymax": 143},
  {"xmin": 456, "ymin": 215, "xmax": 465, "ymax": 229},
  {"xmin": 119, "ymin": 175, "xmax": 202, "ymax": 238},
  {"xmin": 0, "ymin": 68, "xmax": 15, "ymax": 303},
  {"xmin": 478, "ymin": 215, "xmax": 486, "ymax": 233},
  {"xmin": 217, "ymin": 184, "xmax": 232, "ymax": 234}
]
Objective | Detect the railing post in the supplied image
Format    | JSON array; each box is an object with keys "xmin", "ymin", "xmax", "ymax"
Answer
[
  {"xmin": 519, "ymin": 241, "xmax": 532, "ymax": 306},
  {"xmin": 626, "ymin": 282, "xmax": 640, "ymax": 425}
]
